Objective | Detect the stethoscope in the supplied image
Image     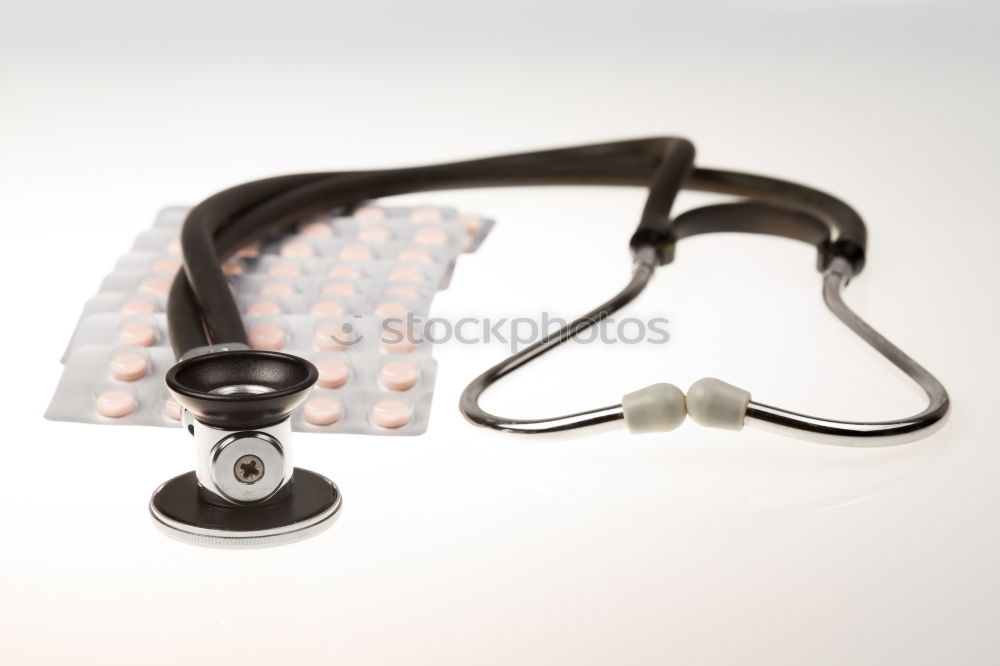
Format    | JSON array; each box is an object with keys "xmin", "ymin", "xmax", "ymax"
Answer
[{"xmin": 150, "ymin": 137, "xmax": 950, "ymax": 547}]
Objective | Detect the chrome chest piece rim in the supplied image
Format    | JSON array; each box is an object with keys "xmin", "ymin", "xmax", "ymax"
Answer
[{"xmin": 149, "ymin": 468, "xmax": 342, "ymax": 548}]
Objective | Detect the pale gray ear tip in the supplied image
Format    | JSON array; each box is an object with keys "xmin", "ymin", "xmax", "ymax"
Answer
[
  {"xmin": 686, "ymin": 377, "xmax": 751, "ymax": 431},
  {"xmin": 622, "ymin": 383, "xmax": 687, "ymax": 434}
]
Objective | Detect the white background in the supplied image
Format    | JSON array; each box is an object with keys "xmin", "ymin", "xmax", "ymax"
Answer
[{"xmin": 2, "ymin": 1, "xmax": 999, "ymax": 664}]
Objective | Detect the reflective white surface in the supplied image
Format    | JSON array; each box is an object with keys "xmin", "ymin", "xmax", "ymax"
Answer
[{"xmin": 3, "ymin": 1, "xmax": 999, "ymax": 663}]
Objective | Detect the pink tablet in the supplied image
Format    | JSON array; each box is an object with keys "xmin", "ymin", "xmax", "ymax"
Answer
[
  {"xmin": 309, "ymin": 301, "xmax": 346, "ymax": 317},
  {"xmin": 314, "ymin": 324, "xmax": 353, "ymax": 351},
  {"xmin": 413, "ymin": 226, "xmax": 448, "ymax": 246},
  {"xmin": 397, "ymin": 248, "xmax": 432, "ymax": 264},
  {"xmin": 315, "ymin": 358, "xmax": 350, "ymax": 388},
  {"xmin": 353, "ymin": 206, "xmax": 386, "ymax": 220},
  {"xmin": 459, "ymin": 214, "xmax": 482, "ymax": 233},
  {"xmin": 268, "ymin": 262, "xmax": 301, "ymax": 277},
  {"xmin": 221, "ymin": 261, "xmax": 244, "ymax": 276},
  {"xmin": 110, "ymin": 352, "xmax": 149, "ymax": 382},
  {"xmin": 96, "ymin": 390, "xmax": 137, "ymax": 418},
  {"xmin": 164, "ymin": 396, "xmax": 182, "ymax": 421},
  {"xmin": 120, "ymin": 299, "xmax": 156, "ymax": 315},
  {"xmin": 249, "ymin": 323, "xmax": 286, "ymax": 350},
  {"xmin": 379, "ymin": 361, "xmax": 419, "ymax": 391},
  {"xmin": 119, "ymin": 321, "xmax": 156, "ymax": 347},
  {"xmin": 303, "ymin": 398, "xmax": 343, "ymax": 425},
  {"xmin": 281, "ymin": 241, "xmax": 315, "ymax": 258},
  {"xmin": 260, "ymin": 281, "xmax": 295, "ymax": 296},
  {"xmin": 151, "ymin": 258, "xmax": 182, "ymax": 274},
  {"xmin": 299, "ymin": 220, "xmax": 334, "ymax": 237},
  {"xmin": 409, "ymin": 207, "xmax": 442, "ymax": 222},
  {"xmin": 138, "ymin": 276, "xmax": 172, "ymax": 294},
  {"xmin": 387, "ymin": 267, "xmax": 423, "ymax": 283},
  {"xmin": 371, "ymin": 400, "xmax": 413, "ymax": 428},
  {"xmin": 247, "ymin": 301, "xmax": 283, "ymax": 316},
  {"xmin": 380, "ymin": 322, "xmax": 416, "ymax": 353},
  {"xmin": 374, "ymin": 302, "xmax": 410, "ymax": 318},
  {"xmin": 235, "ymin": 243, "xmax": 259, "ymax": 259}
]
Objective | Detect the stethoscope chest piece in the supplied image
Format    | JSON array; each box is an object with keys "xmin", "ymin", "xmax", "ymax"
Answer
[{"xmin": 149, "ymin": 350, "xmax": 341, "ymax": 547}]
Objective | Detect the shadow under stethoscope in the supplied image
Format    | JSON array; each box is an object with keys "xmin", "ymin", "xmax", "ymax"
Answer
[
  {"xmin": 475, "ymin": 409, "xmax": 955, "ymax": 520},
  {"xmin": 738, "ymin": 418, "xmax": 954, "ymax": 517}
]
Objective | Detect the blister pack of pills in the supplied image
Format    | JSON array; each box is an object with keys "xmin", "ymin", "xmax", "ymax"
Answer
[{"xmin": 47, "ymin": 203, "xmax": 494, "ymax": 435}]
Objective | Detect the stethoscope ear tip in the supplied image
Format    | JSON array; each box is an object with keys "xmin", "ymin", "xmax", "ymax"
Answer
[
  {"xmin": 685, "ymin": 378, "xmax": 751, "ymax": 431},
  {"xmin": 622, "ymin": 383, "xmax": 686, "ymax": 434},
  {"xmin": 622, "ymin": 378, "xmax": 750, "ymax": 434}
]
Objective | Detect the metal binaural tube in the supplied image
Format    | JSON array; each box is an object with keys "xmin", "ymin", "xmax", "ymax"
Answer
[
  {"xmin": 743, "ymin": 258, "xmax": 950, "ymax": 446},
  {"xmin": 457, "ymin": 246, "xmax": 660, "ymax": 434}
]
